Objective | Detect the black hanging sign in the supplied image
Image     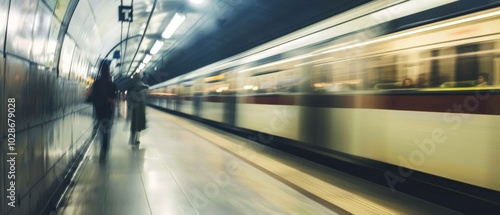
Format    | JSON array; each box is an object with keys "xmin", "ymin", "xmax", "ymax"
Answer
[{"xmin": 118, "ymin": 5, "xmax": 133, "ymax": 22}]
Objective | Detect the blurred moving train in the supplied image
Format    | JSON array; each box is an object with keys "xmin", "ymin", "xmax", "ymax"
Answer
[{"xmin": 148, "ymin": 1, "xmax": 500, "ymax": 210}]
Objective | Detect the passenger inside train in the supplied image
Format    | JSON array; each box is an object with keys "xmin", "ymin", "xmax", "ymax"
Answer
[
  {"xmin": 476, "ymin": 73, "xmax": 489, "ymax": 86},
  {"xmin": 401, "ymin": 78, "xmax": 415, "ymax": 88},
  {"xmin": 415, "ymin": 74, "xmax": 428, "ymax": 88}
]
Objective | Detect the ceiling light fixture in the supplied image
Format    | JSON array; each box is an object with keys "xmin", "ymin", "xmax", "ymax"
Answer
[
  {"xmin": 139, "ymin": 63, "xmax": 146, "ymax": 70},
  {"xmin": 189, "ymin": 0, "xmax": 204, "ymax": 5},
  {"xmin": 134, "ymin": 68, "xmax": 141, "ymax": 75},
  {"xmin": 143, "ymin": 54, "xmax": 152, "ymax": 64},
  {"xmin": 162, "ymin": 13, "xmax": 186, "ymax": 39},
  {"xmin": 150, "ymin": 40, "xmax": 164, "ymax": 54}
]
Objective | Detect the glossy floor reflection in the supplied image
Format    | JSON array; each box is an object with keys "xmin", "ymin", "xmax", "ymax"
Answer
[{"xmin": 55, "ymin": 107, "xmax": 339, "ymax": 215}]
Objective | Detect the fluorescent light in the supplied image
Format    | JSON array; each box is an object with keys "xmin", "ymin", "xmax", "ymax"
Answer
[
  {"xmin": 322, "ymin": 8, "xmax": 500, "ymax": 55},
  {"xmin": 189, "ymin": 0, "xmax": 204, "ymax": 4},
  {"xmin": 371, "ymin": 0, "xmax": 458, "ymax": 23},
  {"xmin": 150, "ymin": 40, "xmax": 164, "ymax": 54},
  {"xmin": 139, "ymin": 63, "xmax": 145, "ymax": 69},
  {"xmin": 143, "ymin": 54, "xmax": 152, "ymax": 64},
  {"xmin": 162, "ymin": 13, "xmax": 186, "ymax": 39}
]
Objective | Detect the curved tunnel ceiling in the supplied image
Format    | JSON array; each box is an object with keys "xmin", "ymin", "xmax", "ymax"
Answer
[{"xmin": 76, "ymin": 0, "xmax": 372, "ymax": 89}]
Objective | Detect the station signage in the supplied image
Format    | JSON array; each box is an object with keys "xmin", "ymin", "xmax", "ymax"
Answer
[{"xmin": 119, "ymin": 5, "xmax": 133, "ymax": 22}]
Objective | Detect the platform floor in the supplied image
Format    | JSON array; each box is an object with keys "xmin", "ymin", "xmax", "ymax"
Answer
[{"xmin": 54, "ymin": 106, "xmax": 462, "ymax": 215}]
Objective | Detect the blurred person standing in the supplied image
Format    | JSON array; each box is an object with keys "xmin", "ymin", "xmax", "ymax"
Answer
[
  {"xmin": 88, "ymin": 60, "xmax": 118, "ymax": 160},
  {"xmin": 127, "ymin": 73, "xmax": 149, "ymax": 146}
]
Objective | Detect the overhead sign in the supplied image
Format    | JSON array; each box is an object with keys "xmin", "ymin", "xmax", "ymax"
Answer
[{"xmin": 118, "ymin": 5, "xmax": 133, "ymax": 22}]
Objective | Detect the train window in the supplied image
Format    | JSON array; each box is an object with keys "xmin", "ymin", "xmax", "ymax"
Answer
[
  {"xmin": 415, "ymin": 49, "xmax": 444, "ymax": 88},
  {"xmin": 194, "ymin": 79, "xmax": 204, "ymax": 95},
  {"xmin": 204, "ymin": 73, "xmax": 229, "ymax": 95},
  {"xmin": 367, "ymin": 56, "xmax": 398, "ymax": 88},
  {"xmin": 187, "ymin": 85, "xmax": 193, "ymax": 96},
  {"xmin": 276, "ymin": 69, "xmax": 301, "ymax": 93},
  {"xmin": 437, "ymin": 42, "xmax": 496, "ymax": 88},
  {"xmin": 251, "ymin": 72, "xmax": 277, "ymax": 94},
  {"xmin": 311, "ymin": 60, "xmax": 362, "ymax": 93},
  {"xmin": 359, "ymin": 57, "xmax": 374, "ymax": 89},
  {"xmin": 224, "ymin": 71, "xmax": 237, "ymax": 95},
  {"xmin": 332, "ymin": 59, "xmax": 348, "ymax": 82},
  {"xmin": 379, "ymin": 55, "xmax": 397, "ymax": 84},
  {"xmin": 244, "ymin": 70, "xmax": 278, "ymax": 94},
  {"xmin": 311, "ymin": 64, "xmax": 332, "ymax": 92},
  {"xmin": 316, "ymin": 64, "xmax": 333, "ymax": 83},
  {"xmin": 348, "ymin": 59, "xmax": 363, "ymax": 81},
  {"xmin": 180, "ymin": 81, "xmax": 192, "ymax": 96},
  {"xmin": 171, "ymin": 86, "xmax": 178, "ymax": 96},
  {"xmin": 395, "ymin": 55, "xmax": 409, "ymax": 82},
  {"xmin": 162, "ymin": 88, "xmax": 168, "ymax": 97},
  {"xmin": 428, "ymin": 49, "xmax": 441, "ymax": 87},
  {"xmin": 477, "ymin": 42, "xmax": 495, "ymax": 85},
  {"xmin": 455, "ymin": 44, "xmax": 479, "ymax": 82},
  {"xmin": 206, "ymin": 83, "xmax": 229, "ymax": 95}
]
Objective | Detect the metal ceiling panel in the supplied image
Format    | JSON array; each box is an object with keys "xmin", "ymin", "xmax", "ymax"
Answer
[
  {"xmin": 68, "ymin": 0, "xmax": 102, "ymax": 53},
  {"xmin": 59, "ymin": 35, "xmax": 75, "ymax": 79},
  {"xmin": 6, "ymin": 0, "xmax": 37, "ymax": 60},
  {"xmin": 47, "ymin": 16, "xmax": 61, "ymax": 67},
  {"xmin": 32, "ymin": 3, "xmax": 52, "ymax": 65},
  {"xmin": 69, "ymin": 47, "xmax": 80, "ymax": 79},
  {"xmin": 87, "ymin": 0, "xmax": 124, "ymax": 58}
]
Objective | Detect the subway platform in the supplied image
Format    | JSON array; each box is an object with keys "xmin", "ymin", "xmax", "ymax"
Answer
[{"xmin": 53, "ymin": 106, "xmax": 462, "ymax": 215}]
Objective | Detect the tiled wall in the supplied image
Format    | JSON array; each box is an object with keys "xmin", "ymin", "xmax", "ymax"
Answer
[{"xmin": 1, "ymin": 0, "xmax": 101, "ymax": 214}]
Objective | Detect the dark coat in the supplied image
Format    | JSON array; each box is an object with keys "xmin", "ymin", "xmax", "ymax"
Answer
[
  {"xmin": 128, "ymin": 80, "xmax": 148, "ymax": 132},
  {"xmin": 92, "ymin": 78, "xmax": 117, "ymax": 120}
]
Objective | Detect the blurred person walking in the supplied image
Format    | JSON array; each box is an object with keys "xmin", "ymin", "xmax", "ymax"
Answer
[
  {"xmin": 127, "ymin": 73, "xmax": 149, "ymax": 146},
  {"xmin": 86, "ymin": 60, "xmax": 118, "ymax": 161}
]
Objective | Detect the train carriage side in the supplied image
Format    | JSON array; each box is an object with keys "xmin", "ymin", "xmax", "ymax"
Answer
[
  {"xmin": 233, "ymin": 57, "xmax": 307, "ymax": 142},
  {"xmin": 195, "ymin": 72, "xmax": 226, "ymax": 123},
  {"xmin": 179, "ymin": 79, "xmax": 195, "ymax": 115},
  {"xmin": 301, "ymin": 7, "xmax": 500, "ymax": 192}
]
